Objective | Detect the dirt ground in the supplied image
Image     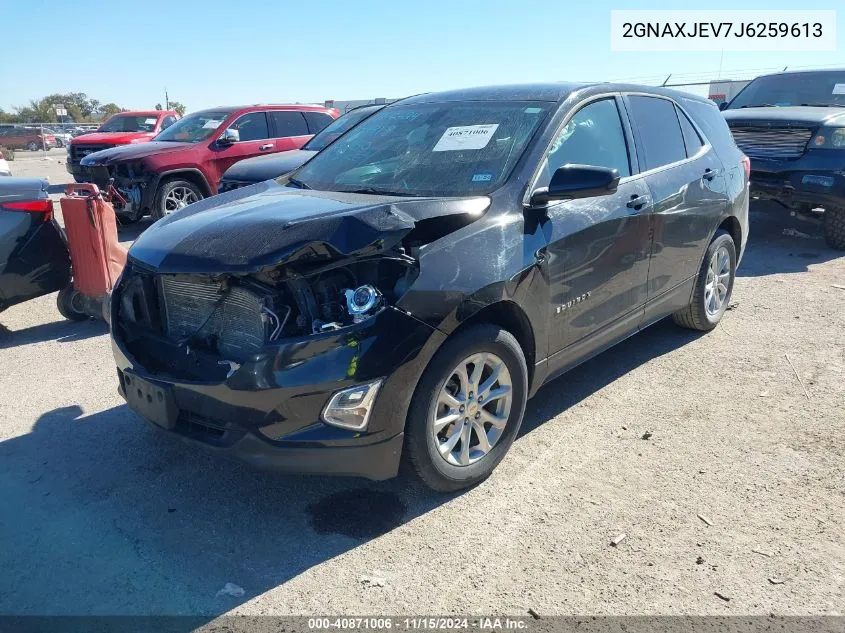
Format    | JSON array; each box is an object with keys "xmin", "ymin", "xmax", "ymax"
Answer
[{"xmin": 0, "ymin": 152, "xmax": 843, "ymax": 618}]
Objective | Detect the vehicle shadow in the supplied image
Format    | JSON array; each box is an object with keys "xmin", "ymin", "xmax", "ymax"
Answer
[
  {"xmin": 0, "ymin": 402, "xmax": 451, "ymax": 621},
  {"xmin": 738, "ymin": 201, "xmax": 841, "ymax": 277},
  {"xmin": 0, "ymin": 317, "xmax": 107, "ymax": 349},
  {"xmin": 519, "ymin": 318, "xmax": 703, "ymax": 437},
  {"xmin": 117, "ymin": 217, "xmax": 155, "ymax": 243}
]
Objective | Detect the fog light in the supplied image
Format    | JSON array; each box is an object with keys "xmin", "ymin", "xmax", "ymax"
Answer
[{"xmin": 321, "ymin": 379, "xmax": 383, "ymax": 431}]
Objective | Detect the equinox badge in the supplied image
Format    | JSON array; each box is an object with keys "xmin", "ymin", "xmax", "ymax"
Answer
[{"xmin": 555, "ymin": 292, "xmax": 591, "ymax": 314}]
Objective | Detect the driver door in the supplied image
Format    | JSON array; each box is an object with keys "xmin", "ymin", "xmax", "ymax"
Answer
[
  {"xmin": 541, "ymin": 97, "xmax": 652, "ymax": 356},
  {"xmin": 207, "ymin": 111, "xmax": 275, "ymax": 185}
]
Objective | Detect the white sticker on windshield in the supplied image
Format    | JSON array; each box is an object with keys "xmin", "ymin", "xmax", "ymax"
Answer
[
  {"xmin": 433, "ymin": 124, "xmax": 499, "ymax": 152},
  {"xmin": 833, "ymin": 83, "xmax": 845, "ymax": 95},
  {"xmin": 144, "ymin": 118, "xmax": 157, "ymax": 125},
  {"xmin": 202, "ymin": 120, "xmax": 223, "ymax": 129}
]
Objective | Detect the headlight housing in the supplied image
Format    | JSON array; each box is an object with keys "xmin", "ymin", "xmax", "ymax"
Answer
[{"xmin": 813, "ymin": 128, "xmax": 845, "ymax": 149}]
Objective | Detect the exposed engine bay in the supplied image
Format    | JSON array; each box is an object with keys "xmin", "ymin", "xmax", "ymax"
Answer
[{"xmin": 115, "ymin": 255, "xmax": 417, "ymax": 378}]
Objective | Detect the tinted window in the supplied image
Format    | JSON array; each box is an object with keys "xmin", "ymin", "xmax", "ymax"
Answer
[
  {"xmin": 540, "ymin": 98, "xmax": 631, "ymax": 185},
  {"xmin": 628, "ymin": 96, "xmax": 686, "ymax": 170},
  {"xmin": 680, "ymin": 97, "xmax": 736, "ymax": 151},
  {"xmin": 227, "ymin": 112, "xmax": 269, "ymax": 142},
  {"xmin": 676, "ymin": 106, "xmax": 703, "ymax": 157},
  {"xmin": 269, "ymin": 111, "xmax": 308, "ymax": 138},
  {"xmin": 727, "ymin": 71, "xmax": 845, "ymax": 108},
  {"xmin": 161, "ymin": 115, "xmax": 177, "ymax": 130},
  {"xmin": 304, "ymin": 107, "xmax": 379, "ymax": 152},
  {"xmin": 155, "ymin": 109, "xmax": 234, "ymax": 143},
  {"xmin": 304, "ymin": 111, "xmax": 334, "ymax": 135}
]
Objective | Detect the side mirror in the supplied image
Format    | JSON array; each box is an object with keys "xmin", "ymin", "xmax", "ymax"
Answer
[
  {"xmin": 217, "ymin": 129, "xmax": 239, "ymax": 145},
  {"xmin": 529, "ymin": 164, "xmax": 620, "ymax": 207},
  {"xmin": 718, "ymin": 102, "xmax": 729, "ymax": 111}
]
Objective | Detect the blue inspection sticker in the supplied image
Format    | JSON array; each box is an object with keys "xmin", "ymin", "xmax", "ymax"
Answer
[
  {"xmin": 472, "ymin": 173, "xmax": 493, "ymax": 183},
  {"xmin": 802, "ymin": 174, "xmax": 835, "ymax": 187}
]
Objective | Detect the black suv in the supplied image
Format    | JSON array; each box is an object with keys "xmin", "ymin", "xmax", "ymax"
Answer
[
  {"xmin": 722, "ymin": 69, "xmax": 845, "ymax": 249},
  {"xmin": 111, "ymin": 83, "xmax": 748, "ymax": 491}
]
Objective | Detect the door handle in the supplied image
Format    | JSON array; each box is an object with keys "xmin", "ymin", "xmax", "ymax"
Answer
[
  {"xmin": 259, "ymin": 143, "xmax": 273, "ymax": 151},
  {"xmin": 626, "ymin": 194, "xmax": 651, "ymax": 210},
  {"xmin": 702, "ymin": 168, "xmax": 720, "ymax": 181}
]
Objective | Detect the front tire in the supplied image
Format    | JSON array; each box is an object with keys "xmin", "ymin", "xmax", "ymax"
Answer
[
  {"xmin": 404, "ymin": 324, "xmax": 528, "ymax": 492},
  {"xmin": 672, "ymin": 230, "xmax": 736, "ymax": 331},
  {"xmin": 823, "ymin": 206, "xmax": 845, "ymax": 250},
  {"xmin": 27, "ymin": 142, "xmax": 39, "ymax": 151},
  {"xmin": 57, "ymin": 286, "xmax": 88, "ymax": 321},
  {"xmin": 152, "ymin": 179, "xmax": 204, "ymax": 220}
]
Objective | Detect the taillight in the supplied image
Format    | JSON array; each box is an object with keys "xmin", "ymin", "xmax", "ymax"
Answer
[
  {"xmin": 741, "ymin": 154, "xmax": 751, "ymax": 181},
  {"xmin": 0, "ymin": 151, "xmax": 4, "ymax": 159},
  {"xmin": 1, "ymin": 199, "xmax": 54, "ymax": 221}
]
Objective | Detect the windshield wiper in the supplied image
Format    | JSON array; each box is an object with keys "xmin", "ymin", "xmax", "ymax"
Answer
[
  {"xmin": 347, "ymin": 187, "xmax": 421, "ymax": 197},
  {"xmin": 740, "ymin": 103, "xmax": 779, "ymax": 108},
  {"xmin": 799, "ymin": 103, "xmax": 839, "ymax": 107},
  {"xmin": 287, "ymin": 177, "xmax": 311, "ymax": 190}
]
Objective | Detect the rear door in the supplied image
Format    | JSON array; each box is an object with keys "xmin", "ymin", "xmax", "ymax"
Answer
[
  {"xmin": 267, "ymin": 110, "xmax": 313, "ymax": 152},
  {"xmin": 624, "ymin": 95, "xmax": 730, "ymax": 307},
  {"xmin": 542, "ymin": 96, "xmax": 653, "ymax": 355},
  {"xmin": 206, "ymin": 111, "xmax": 274, "ymax": 186}
]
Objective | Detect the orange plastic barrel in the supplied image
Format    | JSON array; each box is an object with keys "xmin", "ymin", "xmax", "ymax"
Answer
[{"xmin": 60, "ymin": 183, "xmax": 127, "ymax": 297}]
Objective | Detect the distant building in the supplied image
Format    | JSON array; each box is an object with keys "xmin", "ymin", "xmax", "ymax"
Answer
[{"xmin": 707, "ymin": 79, "xmax": 751, "ymax": 106}]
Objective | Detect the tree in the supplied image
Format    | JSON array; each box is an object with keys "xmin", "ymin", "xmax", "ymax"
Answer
[
  {"xmin": 154, "ymin": 103, "xmax": 163, "ymax": 110},
  {"xmin": 100, "ymin": 103, "xmax": 124, "ymax": 118},
  {"xmin": 168, "ymin": 101, "xmax": 187, "ymax": 116}
]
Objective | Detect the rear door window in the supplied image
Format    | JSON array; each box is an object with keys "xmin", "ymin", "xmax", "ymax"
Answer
[
  {"xmin": 304, "ymin": 111, "xmax": 334, "ymax": 134},
  {"xmin": 627, "ymin": 96, "xmax": 687, "ymax": 170},
  {"xmin": 676, "ymin": 106, "xmax": 704, "ymax": 157},
  {"xmin": 269, "ymin": 111, "xmax": 309, "ymax": 138}
]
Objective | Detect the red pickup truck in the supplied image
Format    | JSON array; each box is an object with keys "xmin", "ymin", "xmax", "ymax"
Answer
[
  {"xmin": 66, "ymin": 110, "xmax": 180, "ymax": 179},
  {"xmin": 76, "ymin": 104, "xmax": 338, "ymax": 221}
]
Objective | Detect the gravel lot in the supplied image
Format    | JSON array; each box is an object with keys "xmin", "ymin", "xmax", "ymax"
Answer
[{"xmin": 0, "ymin": 151, "xmax": 843, "ymax": 618}]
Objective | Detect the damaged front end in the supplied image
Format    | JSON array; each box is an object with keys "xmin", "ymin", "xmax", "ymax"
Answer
[
  {"xmin": 78, "ymin": 159, "xmax": 150, "ymax": 218},
  {"xmin": 110, "ymin": 188, "xmax": 486, "ymax": 474}
]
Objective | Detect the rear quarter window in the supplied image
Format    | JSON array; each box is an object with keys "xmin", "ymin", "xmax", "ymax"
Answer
[
  {"xmin": 304, "ymin": 112, "xmax": 335, "ymax": 134},
  {"xmin": 679, "ymin": 97, "xmax": 737, "ymax": 151}
]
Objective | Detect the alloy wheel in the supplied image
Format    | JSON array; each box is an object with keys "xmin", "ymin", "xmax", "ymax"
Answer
[
  {"xmin": 163, "ymin": 186, "xmax": 199, "ymax": 213},
  {"xmin": 704, "ymin": 245, "xmax": 731, "ymax": 317},
  {"xmin": 431, "ymin": 352, "xmax": 513, "ymax": 467}
]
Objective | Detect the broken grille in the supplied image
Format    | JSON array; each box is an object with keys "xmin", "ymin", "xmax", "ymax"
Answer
[{"xmin": 728, "ymin": 126, "xmax": 814, "ymax": 159}]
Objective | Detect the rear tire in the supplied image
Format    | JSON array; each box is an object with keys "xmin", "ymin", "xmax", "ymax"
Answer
[
  {"xmin": 27, "ymin": 142, "xmax": 39, "ymax": 151},
  {"xmin": 57, "ymin": 286, "xmax": 88, "ymax": 321},
  {"xmin": 672, "ymin": 230, "xmax": 736, "ymax": 332},
  {"xmin": 823, "ymin": 206, "xmax": 845, "ymax": 250},
  {"xmin": 152, "ymin": 179, "xmax": 204, "ymax": 220},
  {"xmin": 404, "ymin": 324, "xmax": 528, "ymax": 492}
]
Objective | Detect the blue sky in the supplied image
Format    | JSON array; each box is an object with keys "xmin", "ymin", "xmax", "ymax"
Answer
[{"xmin": 0, "ymin": 0, "xmax": 841, "ymax": 112}]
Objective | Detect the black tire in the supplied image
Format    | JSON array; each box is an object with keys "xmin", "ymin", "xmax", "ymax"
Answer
[
  {"xmin": 27, "ymin": 142, "xmax": 39, "ymax": 151},
  {"xmin": 672, "ymin": 230, "xmax": 736, "ymax": 331},
  {"xmin": 152, "ymin": 179, "xmax": 204, "ymax": 220},
  {"xmin": 56, "ymin": 286, "xmax": 88, "ymax": 321},
  {"xmin": 404, "ymin": 324, "xmax": 528, "ymax": 492},
  {"xmin": 823, "ymin": 207, "xmax": 845, "ymax": 250}
]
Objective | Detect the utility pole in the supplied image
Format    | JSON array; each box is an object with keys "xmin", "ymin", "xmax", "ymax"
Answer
[{"xmin": 165, "ymin": 88, "xmax": 170, "ymax": 110}]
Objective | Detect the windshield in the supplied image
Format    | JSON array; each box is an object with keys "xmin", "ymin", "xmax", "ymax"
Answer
[
  {"xmin": 728, "ymin": 71, "xmax": 845, "ymax": 109},
  {"xmin": 154, "ymin": 110, "xmax": 233, "ymax": 142},
  {"xmin": 98, "ymin": 114, "xmax": 160, "ymax": 133},
  {"xmin": 290, "ymin": 101, "xmax": 551, "ymax": 196},
  {"xmin": 304, "ymin": 107, "xmax": 380, "ymax": 152}
]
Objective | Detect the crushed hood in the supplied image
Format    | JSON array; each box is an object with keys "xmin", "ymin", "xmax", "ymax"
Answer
[
  {"xmin": 129, "ymin": 180, "xmax": 490, "ymax": 274},
  {"xmin": 80, "ymin": 141, "xmax": 193, "ymax": 166},
  {"xmin": 220, "ymin": 149, "xmax": 317, "ymax": 183},
  {"xmin": 724, "ymin": 106, "xmax": 845, "ymax": 127}
]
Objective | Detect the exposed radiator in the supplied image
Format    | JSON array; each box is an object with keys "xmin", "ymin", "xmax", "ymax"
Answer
[
  {"xmin": 159, "ymin": 276, "xmax": 268, "ymax": 361},
  {"xmin": 728, "ymin": 126, "xmax": 814, "ymax": 159}
]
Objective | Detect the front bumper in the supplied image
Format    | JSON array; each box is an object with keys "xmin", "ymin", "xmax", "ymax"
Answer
[
  {"xmin": 112, "ymin": 302, "xmax": 446, "ymax": 480},
  {"xmin": 748, "ymin": 150, "xmax": 845, "ymax": 209}
]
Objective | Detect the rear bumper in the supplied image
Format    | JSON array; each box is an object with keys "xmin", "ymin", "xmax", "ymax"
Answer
[{"xmin": 748, "ymin": 150, "xmax": 845, "ymax": 209}]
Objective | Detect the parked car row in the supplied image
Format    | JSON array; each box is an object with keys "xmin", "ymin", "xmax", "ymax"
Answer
[
  {"xmin": 0, "ymin": 127, "xmax": 57, "ymax": 151},
  {"xmin": 71, "ymin": 104, "xmax": 338, "ymax": 221}
]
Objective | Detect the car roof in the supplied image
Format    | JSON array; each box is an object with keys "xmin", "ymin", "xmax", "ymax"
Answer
[
  {"xmin": 197, "ymin": 105, "xmax": 335, "ymax": 115},
  {"xmin": 753, "ymin": 67, "xmax": 845, "ymax": 79},
  {"xmin": 397, "ymin": 82, "xmax": 715, "ymax": 107},
  {"xmin": 116, "ymin": 110, "xmax": 175, "ymax": 116}
]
